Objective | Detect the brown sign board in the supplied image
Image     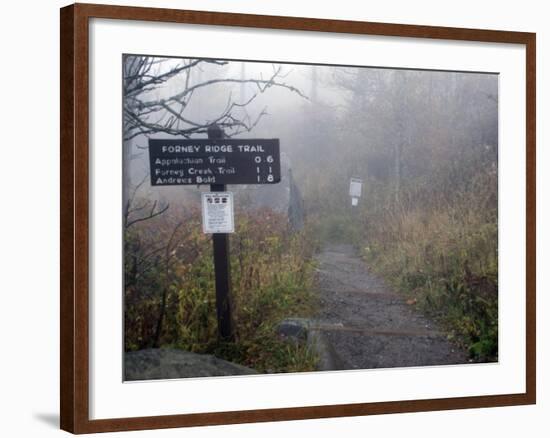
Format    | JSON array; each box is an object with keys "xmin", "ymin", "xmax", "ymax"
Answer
[{"xmin": 148, "ymin": 138, "xmax": 281, "ymax": 186}]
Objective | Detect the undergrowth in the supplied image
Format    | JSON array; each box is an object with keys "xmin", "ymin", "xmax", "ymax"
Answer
[
  {"xmin": 357, "ymin": 161, "xmax": 498, "ymax": 361},
  {"xmin": 124, "ymin": 205, "xmax": 318, "ymax": 373}
]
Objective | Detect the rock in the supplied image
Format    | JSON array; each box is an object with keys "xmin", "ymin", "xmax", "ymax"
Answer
[
  {"xmin": 124, "ymin": 348, "xmax": 257, "ymax": 381},
  {"xmin": 276, "ymin": 318, "xmax": 310, "ymax": 344},
  {"xmin": 276, "ymin": 317, "xmax": 347, "ymax": 371},
  {"xmin": 307, "ymin": 328, "xmax": 348, "ymax": 371}
]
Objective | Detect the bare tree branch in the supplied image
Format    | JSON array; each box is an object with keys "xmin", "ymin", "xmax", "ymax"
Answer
[{"xmin": 123, "ymin": 57, "xmax": 307, "ymax": 142}]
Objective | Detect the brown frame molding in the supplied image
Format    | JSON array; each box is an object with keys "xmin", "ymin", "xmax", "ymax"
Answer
[{"xmin": 60, "ymin": 3, "xmax": 536, "ymax": 434}]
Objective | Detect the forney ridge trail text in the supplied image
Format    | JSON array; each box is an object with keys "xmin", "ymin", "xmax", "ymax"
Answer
[{"xmin": 148, "ymin": 139, "xmax": 281, "ymax": 186}]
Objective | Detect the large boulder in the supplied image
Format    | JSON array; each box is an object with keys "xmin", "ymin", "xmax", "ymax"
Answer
[{"xmin": 125, "ymin": 348, "xmax": 257, "ymax": 381}]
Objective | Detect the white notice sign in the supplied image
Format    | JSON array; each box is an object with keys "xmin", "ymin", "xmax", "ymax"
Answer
[
  {"xmin": 349, "ymin": 177, "xmax": 363, "ymax": 198},
  {"xmin": 201, "ymin": 192, "xmax": 235, "ymax": 234}
]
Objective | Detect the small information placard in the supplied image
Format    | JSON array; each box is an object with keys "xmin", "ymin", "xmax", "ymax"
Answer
[
  {"xmin": 349, "ymin": 177, "xmax": 363, "ymax": 198},
  {"xmin": 201, "ymin": 192, "xmax": 235, "ymax": 234}
]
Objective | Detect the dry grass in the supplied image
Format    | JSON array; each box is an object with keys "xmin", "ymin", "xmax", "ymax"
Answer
[{"xmin": 358, "ymin": 165, "xmax": 498, "ymax": 360}]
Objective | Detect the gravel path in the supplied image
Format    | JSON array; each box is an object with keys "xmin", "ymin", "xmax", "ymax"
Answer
[{"xmin": 313, "ymin": 244, "xmax": 467, "ymax": 370}]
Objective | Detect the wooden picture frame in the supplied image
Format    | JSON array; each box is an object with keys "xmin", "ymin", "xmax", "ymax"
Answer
[{"xmin": 60, "ymin": 2, "xmax": 536, "ymax": 433}]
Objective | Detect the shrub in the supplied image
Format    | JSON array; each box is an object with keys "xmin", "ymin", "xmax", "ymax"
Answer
[{"xmin": 124, "ymin": 205, "xmax": 318, "ymax": 372}]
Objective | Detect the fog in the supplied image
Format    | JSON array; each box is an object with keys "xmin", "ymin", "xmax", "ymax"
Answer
[
  {"xmin": 123, "ymin": 55, "xmax": 498, "ymax": 222},
  {"xmin": 123, "ymin": 55, "xmax": 499, "ymax": 362}
]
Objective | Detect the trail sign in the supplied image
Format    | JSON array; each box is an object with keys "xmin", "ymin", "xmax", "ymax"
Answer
[
  {"xmin": 349, "ymin": 177, "xmax": 363, "ymax": 198},
  {"xmin": 148, "ymin": 138, "xmax": 280, "ymax": 186},
  {"xmin": 349, "ymin": 177, "xmax": 363, "ymax": 207},
  {"xmin": 148, "ymin": 127, "xmax": 281, "ymax": 342},
  {"xmin": 201, "ymin": 192, "xmax": 235, "ymax": 234}
]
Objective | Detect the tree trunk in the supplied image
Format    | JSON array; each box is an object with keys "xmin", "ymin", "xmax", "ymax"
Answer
[
  {"xmin": 395, "ymin": 140, "xmax": 403, "ymax": 203},
  {"xmin": 153, "ymin": 287, "xmax": 168, "ymax": 348}
]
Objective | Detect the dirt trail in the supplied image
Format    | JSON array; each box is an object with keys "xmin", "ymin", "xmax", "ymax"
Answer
[{"xmin": 313, "ymin": 244, "xmax": 467, "ymax": 370}]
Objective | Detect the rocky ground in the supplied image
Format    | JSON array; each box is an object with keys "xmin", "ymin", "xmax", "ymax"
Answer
[
  {"xmin": 312, "ymin": 244, "xmax": 467, "ymax": 370},
  {"xmin": 125, "ymin": 348, "xmax": 257, "ymax": 381},
  {"xmin": 125, "ymin": 244, "xmax": 468, "ymax": 381}
]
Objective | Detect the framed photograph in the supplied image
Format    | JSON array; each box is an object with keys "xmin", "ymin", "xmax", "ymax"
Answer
[{"xmin": 60, "ymin": 3, "xmax": 536, "ymax": 434}]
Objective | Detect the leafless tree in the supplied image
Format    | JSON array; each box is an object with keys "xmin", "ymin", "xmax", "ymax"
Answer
[
  {"xmin": 123, "ymin": 55, "xmax": 306, "ymax": 225},
  {"xmin": 122, "ymin": 56, "xmax": 307, "ymax": 347},
  {"xmin": 123, "ymin": 55, "xmax": 306, "ymax": 140}
]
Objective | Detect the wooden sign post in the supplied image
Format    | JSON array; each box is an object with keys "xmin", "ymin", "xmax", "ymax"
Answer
[
  {"xmin": 148, "ymin": 124, "xmax": 281, "ymax": 341},
  {"xmin": 208, "ymin": 124, "xmax": 234, "ymax": 341}
]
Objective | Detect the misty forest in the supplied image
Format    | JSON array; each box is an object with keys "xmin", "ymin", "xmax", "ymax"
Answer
[{"xmin": 123, "ymin": 55, "xmax": 498, "ymax": 379}]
